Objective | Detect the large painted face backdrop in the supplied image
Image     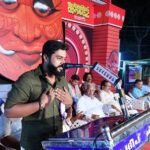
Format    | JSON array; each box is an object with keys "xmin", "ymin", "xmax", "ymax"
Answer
[{"xmin": 0, "ymin": 0, "xmax": 63, "ymax": 81}]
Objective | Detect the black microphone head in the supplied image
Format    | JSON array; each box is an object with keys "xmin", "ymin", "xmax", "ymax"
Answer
[
  {"xmin": 63, "ymin": 63, "xmax": 83, "ymax": 69},
  {"xmin": 63, "ymin": 63, "xmax": 72, "ymax": 69},
  {"xmin": 63, "ymin": 63, "xmax": 93, "ymax": 69},
  {"xmin": 62, "ymin": 63, "xmax": 67, "ymax": 69}
]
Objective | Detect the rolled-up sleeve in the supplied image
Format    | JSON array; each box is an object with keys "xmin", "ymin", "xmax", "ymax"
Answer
[{"xmin": 5, "ymin": 75, "xmax": 31, "ymax": 109}]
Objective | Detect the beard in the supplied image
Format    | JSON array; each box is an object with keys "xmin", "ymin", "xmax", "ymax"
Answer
[{"xmin": 47, "ymin": 63, "xmax": 65, "ymax": 78}]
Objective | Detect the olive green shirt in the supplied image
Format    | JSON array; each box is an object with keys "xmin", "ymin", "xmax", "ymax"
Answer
[{"xmin": 5, "ymin": 65, "xmax": 69, "ymax": 150}]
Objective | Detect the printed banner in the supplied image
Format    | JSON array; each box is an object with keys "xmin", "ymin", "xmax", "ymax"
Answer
[
  {"xmin": 93, "ymin": 63, "xmax": 119, "ymax": 85},
  {"xmin": 62, "ymin": 0, "xmax": 125, "ymax": 27},
  {"xmin": 128, "ymin": 66, "xmax": 142, "ymax": 83},
  {"xmin": 114, "ymin": 123, "xmax": 150, "ymax": 150}
]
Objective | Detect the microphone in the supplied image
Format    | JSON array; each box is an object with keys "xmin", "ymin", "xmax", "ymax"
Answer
[
  {"xmin": 116, "ymin": 81, "xmax": 130, "ymax": 119},
  {"xmin": 63, "ymin": 63, "xmax": 93, "ymax": 69}
]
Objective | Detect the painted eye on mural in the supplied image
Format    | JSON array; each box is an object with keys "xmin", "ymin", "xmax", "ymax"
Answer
[
  {"xmin": 33, "ymin": 2, "xmax": 57, "ymax": 17},
  {"xmin": 0, "ymin": 0, "xmax": 19, "ymax": 10}
]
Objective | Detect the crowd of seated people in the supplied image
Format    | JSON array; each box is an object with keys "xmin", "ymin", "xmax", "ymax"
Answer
[
  {"xmin": 76, "ymin": 82, "xmax": 106, "ymax": 122},
  {"xmin": 63, "ymin": 74, "xmax": 150, "ymax": 131},
  {"xmin": 63, "ymin": 73, "xmax": 123, "ymax": 131},
  {"xmin": 63, "ymin": 81, "xmax": 105, "ymax": 131}
]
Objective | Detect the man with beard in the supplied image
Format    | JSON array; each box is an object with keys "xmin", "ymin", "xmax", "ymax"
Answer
[{"xmin": 4, "ymin": 40, "xmax": 73, "ymax": 150}]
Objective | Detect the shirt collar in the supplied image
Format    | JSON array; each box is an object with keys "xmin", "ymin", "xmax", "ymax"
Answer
[{"xmin": 34, "ymin": 64, "xmax": 45, "ymax": 77}]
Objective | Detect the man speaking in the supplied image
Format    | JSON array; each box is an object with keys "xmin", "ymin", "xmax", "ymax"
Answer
[{"xmin": 4, "ymin": 40, "xmax": 73, "ymax": 150}]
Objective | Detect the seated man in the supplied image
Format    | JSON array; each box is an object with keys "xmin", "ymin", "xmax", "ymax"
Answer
[
  {"xmin": 131, "ymin": 79, "xmax": 150, "ymax": 109},
  {"xmin": 132, "ymin": 79, "xmax": 150, "ymax": 100},
  {"xmin": 99, "ymin": 80, "xmax": 122, "ymax": 116},
  {"xmin": 76, "ymin": 82, "xmax": 106, "ymax": 122},
  {"xmin": 68, "ymin": 74, "xmax": 81, "ymax": 102}
]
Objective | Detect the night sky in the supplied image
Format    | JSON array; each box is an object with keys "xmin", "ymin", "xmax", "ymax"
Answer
[{"xmin": 112, "ymin": 0, "xmax": 150, "ymax": 60}]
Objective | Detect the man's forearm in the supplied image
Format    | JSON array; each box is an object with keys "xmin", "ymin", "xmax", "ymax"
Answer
[{"xmin": 5, "ymin": 102, "xmax": 40, "ymax": 118}]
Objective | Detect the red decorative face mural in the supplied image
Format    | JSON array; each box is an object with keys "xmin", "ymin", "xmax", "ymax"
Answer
[
  {"xmin": 107, "ymin": 50, "xmax": 119, "ymax": 75},
  {"xmin": 0, "ymin": 0, "xmax": 63, "ymax": 81}
]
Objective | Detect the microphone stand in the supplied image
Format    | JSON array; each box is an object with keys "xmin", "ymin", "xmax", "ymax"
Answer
[{"xmin": 115, "ymin": 80, "xmax": 130, "ymax": 119}]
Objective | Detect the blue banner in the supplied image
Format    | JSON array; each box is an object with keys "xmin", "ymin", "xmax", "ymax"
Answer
[{"xmin": 114, "ymin": 123, "xmax": 150, "ymax": 150}]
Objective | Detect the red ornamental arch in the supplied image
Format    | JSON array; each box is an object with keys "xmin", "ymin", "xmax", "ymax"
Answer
[{"xmin": 65, "ymin": 22, "xmax": 91, "ymax": 80}]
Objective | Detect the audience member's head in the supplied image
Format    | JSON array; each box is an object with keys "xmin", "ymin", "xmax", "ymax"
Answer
[
  {"xmin": 83, "ymin": 82, "xmax": 96, "ymax": 97},
  {"xmin": 134, "ymin": 79, "xmax": 143, "ymax": 89},
  {"xmin": 70, "ymin": 74, "xmax": 80, "ymax": 86},
  {"xmin": 101, "ymin": 80, "xmax": 112, "ymax": 92},
  {"xmin": 83, "ymin": 72, "xmax": 93, "ymax": 83}
]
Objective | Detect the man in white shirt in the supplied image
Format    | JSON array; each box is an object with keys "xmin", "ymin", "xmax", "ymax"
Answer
[
  {"xmin": 76, "ymin": 82, "xmax": 105, "ymax": 122},
  {"xmin": 99, "ymin": 80, "xmax": 122, "ymax": 115}
]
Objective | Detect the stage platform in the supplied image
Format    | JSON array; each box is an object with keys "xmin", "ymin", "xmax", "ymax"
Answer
[{"xmin": 42, "ymin": 109, "xmax": 150, "ymax": 150}]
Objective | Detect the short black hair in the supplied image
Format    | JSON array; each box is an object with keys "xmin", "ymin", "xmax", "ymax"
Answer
[
  {"xmin": 71, "ymin": 74, "xmax": 80, "ymax": 81},
  {"xmin": 100, "ymin": 80, "xmax": 109, "ymax": 89},
  {"xmin": 42, "ymin": 40, "xmax": 68, "ymax": 60},
  {"xmin": 83, "ymin": 72, "xmax": 93, "ymax": 82},
  {"xmin": 135, "ymin": 79, "xmax": 142, "ymax": 84}
]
